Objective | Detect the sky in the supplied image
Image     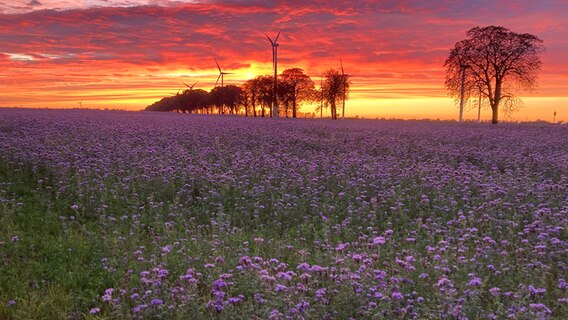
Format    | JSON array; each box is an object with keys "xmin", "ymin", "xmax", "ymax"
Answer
[{"xmin": 1, "ymin": 0, "xmax": 567, "ymax": 122}]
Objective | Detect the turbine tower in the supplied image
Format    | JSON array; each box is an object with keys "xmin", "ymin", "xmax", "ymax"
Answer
[
  {"xmin": 266, "ymin": 31, "xmax": 281, "ymax": 118},
  {"xmin": 320, "ymin": 75, "xmax": 323, "ymax": 118},
  {"xmin": 214, "ymin": 57, "xmax": 233, "ymax": 87},
  {"xmin": 340, "ymin": 57, "xmax": 349, "ymax": 120}
]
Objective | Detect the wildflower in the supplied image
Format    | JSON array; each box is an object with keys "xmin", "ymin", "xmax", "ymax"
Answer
[
  {"xmin": 468, "ymin": 277, "xmax": 482, "ymax": 287},
  {"xmin": 489, "ymin": 287, "xmax": 500, "ymax": 296},
  {"xmin": 89, "ymin": 307, "xmax": 100, "ymax": 314},
  {"xmin": 297, "ymin": 262, "xmax": 310, "ymax": 272},
  {"xmin": 228, "ymin": 294, "xmax": 244, "ymax": 305},
  {"xmin": 275, "ymin": 284, "xmax": 287, "ymax": 292},
  {"xmin": 372, "ymin": 236, "xmax": 386, "ymax": 245},
  {"xmin": 7, "ymin": 300, "xmax": 16, "ymax": 307},
  {"xmin": 269, "ymin": 309, "xmax": 283, "ymax": 319},
  {"xmin": 528, "ymin": 285, "xmax": 546, "ymax": 295},
  {"xmin": 392, "ymin": 291, "xmax": 404, "ymax": 300},
  {"xmin": 150, "ymin": 298, "xmax": 163, "ymax": 306},
  {"xmin": 132, "ymin": 304, "xmax": 148, "ymax": 313},
  {"xmin": 311, "ymin": 265, "xmax": 325, "ymax": 273},
  {"xmin": 529, "ymin": 303, "xmax": 552, "ymax": 314}
]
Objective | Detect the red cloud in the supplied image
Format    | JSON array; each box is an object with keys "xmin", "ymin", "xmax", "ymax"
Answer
[{"xmin": 0, "ymin": 0, "xmax": 567, "ymax": 114}]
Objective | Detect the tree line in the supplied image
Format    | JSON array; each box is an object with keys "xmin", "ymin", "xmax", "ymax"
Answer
[{"xmin": 145, "ymin": 68, "xmax": 350, "ymax": 119}]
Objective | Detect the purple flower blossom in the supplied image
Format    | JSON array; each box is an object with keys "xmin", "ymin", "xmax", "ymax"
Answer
[
  {"xmin": 467, "ymin": 277, "xmax": 482, "ymax": 286},
  {"xmin": 528, "ymin": 285, "xmax": 547, "ymax": 295},
  {"xmin": 372, "ymin": 236, "xmax": 386, "ymax": 245},
  {"xmin": 392, "ymin": 291, "xmax": 404, "ymax": 300}
]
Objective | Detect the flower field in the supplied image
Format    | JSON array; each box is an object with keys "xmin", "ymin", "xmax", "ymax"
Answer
[{"xmin": 0, "ymin": 109, "xmax": 566, "ymax": 319}]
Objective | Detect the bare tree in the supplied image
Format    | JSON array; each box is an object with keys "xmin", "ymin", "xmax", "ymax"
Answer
[
  {"xmin": 322, "ymin": 69, "xmax": 350, "ymax": 119},
  {"xmin": 279, "ymin": 68, "xmax": 315, "ymax": 118},
  {"xmin": 445, "ymin": 26, "xmax": 544, "ymax": 124}
]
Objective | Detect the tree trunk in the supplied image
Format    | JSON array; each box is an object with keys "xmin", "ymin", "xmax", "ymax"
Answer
[
  {"xmin": 491, "ymin": 106, "xmax": 499, "ymax": 124},
  {"xmin": 492, "ymin": 79, "xmax": 502, "ymax": 124},
  {"xmin": 330, "ymin": 101, "xmax": 336, "ymax": 119},
  {"xmin": 292, "ymin": 100, "xmax": 297, "ymax": 118}
]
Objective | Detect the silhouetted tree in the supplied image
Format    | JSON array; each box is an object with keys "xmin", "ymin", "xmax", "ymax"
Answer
[
  {"xmin": 254, "ymin": 75, "xmax": 274, "ymax": 117},
  {"xmin": 239, "ymin": 83, "xmax": 251, "ymax": 116},
  {"xmin": 178, "ymin": 89, "xmax": 210, "ymax": 113},
  {"xmin": 210, "ymin": 85, "xmax": 242, "ymax": 114},
  {"xmin": 146, "ymin": 97, "xmax": 173, "ymax": 112},
  {"xmin": 223, "ymin": 85, "xmax": 243, "ymax": 114},
  {"xmin": 445, "ymin": 26, "xmax": 544, "ymax": 124},
  {"xmin": 279, "ymin": 68, "xmax": 315, "ymax": 118},
  {"xmin": 241, "ymin": 79, "xmax": 258, "ymax": 117},
  {"xmin": 322, "ymin": 69, "xmax": 350, "ymax": 119}
]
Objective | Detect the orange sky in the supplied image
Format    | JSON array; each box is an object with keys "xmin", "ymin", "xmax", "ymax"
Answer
[{"xmin": 1, "ymin": 0, "xmax": 567, "ymax": 122}]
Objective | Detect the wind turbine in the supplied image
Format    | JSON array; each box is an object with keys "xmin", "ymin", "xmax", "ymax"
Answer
[
  {"xmin": 340, "ymin": 57, "xmax": 349, "ymax": 120},
  {"xmin": 182, "ymin": 81, "xmax": 199, "ymax": 90},
  {"xmin": 320, "ymin": 75, "xmax": 324, "ymax": 118},
  {"xmin": 266, "ymin": 31, "xmax": 281, "ymax": 118},
  {"xmin": 214, "ymin": 57, "xmax": 233, "ymax": 87}
]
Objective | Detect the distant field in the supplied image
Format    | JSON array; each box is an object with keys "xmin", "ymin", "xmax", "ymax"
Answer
[{"xmin": 0, "ymin": 109, "xmax": 566, "ymax": 319}]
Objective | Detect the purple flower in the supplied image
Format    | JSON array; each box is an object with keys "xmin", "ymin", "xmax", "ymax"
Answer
[
  {"xmin": 372, "ymin": 237, "xmax": 386, "ymax": 245},
  {"xmin": 468, "ymin": 277, "xmax": 482, "ymax": 286},
  {"xmin": 315, "ymin": 287, "xmax": 327, "ymax": 298},
  {"xmin": 392, "ymin": 291, "xmax": 404, "ymax": 300},
  {"xmin": 529, "ymin": 303, "xmax": 552, "ymax": 314},
  {"xmin": 132, "ymin": 304, "xmax": 148, "ymax": 313},
  {"xmin": 489, "ymin": 287, "xmax": 500, "ymax": 296},
  {"xmin": 228, "ymin": 294, "xmax": 244, "ymax": 305},
  {"xmin": 528, "ymin": 285, "xmax": 547, "ymax": 295},
  {"xmin": 275, "ymin": 284, "xmax": 287, "ymax": 292},
  {"xmin": 7, "ymin": 300, "xmax": 16, "ymax": 307},
  {"xmin": 297, "ymin": 262, "xmax": 310, "ymax": 272},
  {"xmin": 89, "ymin": 307, "xmax": 100, "ymax": 314},
  {"xmin": 150, "ymin": 298, "xmax": 163, "ymax": 306},
  {"xmin": 269, "ymin": 309, "xmax": 283, "ymax": 319}
]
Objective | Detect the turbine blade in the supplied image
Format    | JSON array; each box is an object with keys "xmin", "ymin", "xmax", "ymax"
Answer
[
  {"xmin": 214, "ymin": 57, "xmax": 222, "ymax": 72},
  {"xmin": 215, "ymin": 74, "xmax": 221, "ymax": 87},
  {"xmin": 340, "ymin": 57, "xmax": 345, "ymax": 75},
  {"xmin": 191, "ymin": 81, "xmax": 199, "ymax": 89},
  {"xmin": 274, "ymin": 30, "xmax": 281, "ymax": 42},
  {"xmin": 182, "ymin": 81, "xmax": 191, "ymax": 88},
  {"xmin": 265, "ymin": 34, "xmax": 273, "ymax": 44}
]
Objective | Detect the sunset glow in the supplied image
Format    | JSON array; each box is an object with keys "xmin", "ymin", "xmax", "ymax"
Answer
[{"xmin": 1, "ymin": 0, "xmax": 567, "ymax": 121}]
